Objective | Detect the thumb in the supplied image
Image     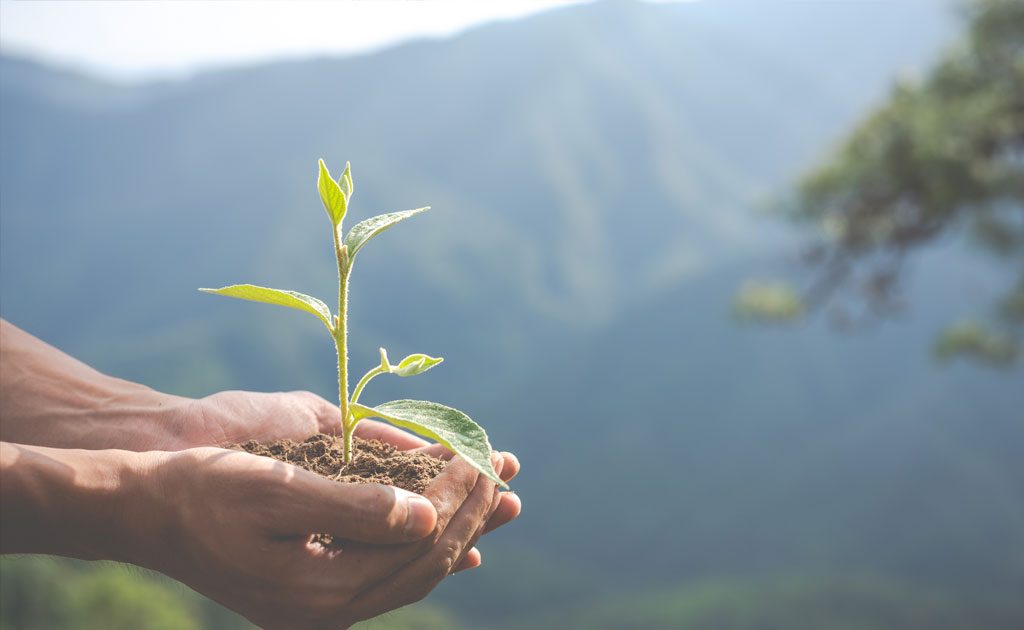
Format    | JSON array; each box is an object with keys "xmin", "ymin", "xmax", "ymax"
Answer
[{"xmin": 279, "ymin": 475, "xmax": 438, "ymax": 543}]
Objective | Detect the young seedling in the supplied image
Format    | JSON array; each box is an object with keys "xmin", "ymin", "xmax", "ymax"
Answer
[{"xmin": 200, "ymin": 159, "xmax": 505, "ymax": 487}]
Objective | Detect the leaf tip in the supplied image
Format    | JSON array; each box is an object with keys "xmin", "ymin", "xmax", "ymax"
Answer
[{"xmin": 317, "ymin": 159, "xmax": 346, "ymax": 226}]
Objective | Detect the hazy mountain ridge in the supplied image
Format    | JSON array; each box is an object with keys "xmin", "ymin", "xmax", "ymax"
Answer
[{"xmin": 0, "ymin": 1, "xmax": 959, "ymax": 354}]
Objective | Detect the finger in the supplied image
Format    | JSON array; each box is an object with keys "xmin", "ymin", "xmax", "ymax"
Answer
[
  {"xmin": 275, "ymin": 471, "xmax": 437, "ymax": 543},
  {"xmin": 340, "ymin": 454, "xmax": 499, "ymax": 592},
  {"xmin": 420, "ymin": 455, "xmax": 489, "ymax": 536},
  {"xmin": 499, "ymin": 452, "xmax": 520, "ymax": 483},
  {"xmin": 451, "ymin": 478, "xmax": 502, "ymax": 572},
  {"xmin": 483, "ymin": 492, "xmax": 521, "ymax": 534},
  {"xmin": 326, "ymin": 454, "xmax": 487, "ymax": 585},
  {"xmin": 350, "ymin": 456, "xmax": 499, "ymax": 618},
  {"xmin": 453, "ymin": 547, "xmax": 481, "ymax": 573},
  {"xmin": 353, "ymin": 419, "xmax": 430, "ymax": 450}
]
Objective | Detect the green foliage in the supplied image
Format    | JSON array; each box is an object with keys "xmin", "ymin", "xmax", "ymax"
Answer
[
  {"xmin": 734, "ymin": 280, "xmax": 804, "ymax": 322},
  {"xmin": 345, "ymin": 208, "xmax": 429, "ymax": 261},
  {"xmin": 351, "ymin": 400, "xmax": 501, "ymax": 487},
  {"xmin": 796, "ymin": 1, "xmax": 1023, "ymax": 242},
  {"xmin": 1, "ymin": 556, "xmax": 465, "ymax": 629},
  {"xmin": 339, "ymin": 161, "xmax": 354, "ymax": 204},
  {"xmin": 389, "ymin": 351, "xmax": 445, "ymax": 377},
  {"xmin": 67, "ymin": 566, "xmax": 201, "ymax": 630},
  {"xmin": 0, "ymin": 558, "xmax": 203, "ymax": 630},
  {"xmin": 779, "ymin": 0, "xmax": 1024, "ymax": 364},
  {"xmin": 376, "ymin": 348, "xmax": 444, "ymax": 377},
  {"xmin": 201, "ymin": 160, "xmax": 502, "ymax": 486},
  {"xmin": 933, "ymin": 320, "xmax": 1018, "ymax": 365},
  {"xmin": 504, "ymin": 574, "xmax": 1024, "ymax": 630},
  {"xmin": 198, "ymin": 284, "xmax": 333, "ymax": 331},
  {"xmin": 1000, "ymin": 281, "xmax": 1024, "ymax": 322},
  {"xmin": 351, "ymin": 602, "xmax": 457, "ymax": 630},
  {"xmin": 318, "ymin": 158, "xmax": 348, "ymax": 227}
]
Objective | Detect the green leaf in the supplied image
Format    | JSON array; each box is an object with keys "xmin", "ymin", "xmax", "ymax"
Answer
[
  {"xmin": 318, "ymin": 159, "xmax": 346, "ymax": 227},
  {"xmin": 343, "ymin": 207, "xmax": 429, "ymax": 260},
  {"xmin": 392, "ymin": 353, "xmax": 444, "ymax": 376},
  {"xmin": 378, "ymin": 348, "xmax": 444, "ymax": 376},
  {"xmin": 198, "ymin": 284, "xmax": 333, "ymax": 330},
  {"xmin": 350, "ymin": 400, "xmax": 505, "ymax": 488},
  {"xmin": 338, "ymin": 161, "xmax": 353, "ymax": 202}
]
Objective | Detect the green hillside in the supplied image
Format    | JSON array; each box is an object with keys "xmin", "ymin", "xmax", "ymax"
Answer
[{"xmin": 501, "ymin": 574, "xmax": 1024, "ymax": 630}]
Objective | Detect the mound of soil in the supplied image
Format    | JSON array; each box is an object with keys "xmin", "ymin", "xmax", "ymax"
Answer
[{"xmin": 236, "ymin": 433, "xmax": 447, "ymax": 494}]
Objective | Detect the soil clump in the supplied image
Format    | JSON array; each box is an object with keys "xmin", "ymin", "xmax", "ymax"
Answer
[{"xmin": 236, "ymin": 433, "xmax": 446, "ymax": 494}]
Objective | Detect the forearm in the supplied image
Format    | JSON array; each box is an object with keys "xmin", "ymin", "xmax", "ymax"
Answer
[
  {"xmin": 0, "ymin": 320, "xmax": 192, "ymax": 450},
  {"xmin": 0, "ymin": 441, "xmax": 168, "ymax": 565}
]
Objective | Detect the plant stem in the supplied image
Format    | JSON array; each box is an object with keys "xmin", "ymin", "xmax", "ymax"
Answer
[
  {"xmin": 351, "ymin": 365, "xmax": 386, "ymax": 406},
  {"xmin": 333, "ymin": 229, "xmax": 352, "ymax": 463}
]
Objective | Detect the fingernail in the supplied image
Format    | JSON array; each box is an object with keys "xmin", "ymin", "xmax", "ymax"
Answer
[
  {"xmin": 491, "ymin": 451, "xmax": 503, "ymax": 475},
  {"xmin": 404, "ymin": 496, "xmax": 436, "ymax": 538}
]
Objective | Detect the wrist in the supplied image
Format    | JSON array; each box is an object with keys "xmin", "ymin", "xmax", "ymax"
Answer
[
  {"xmin": 0, "ymin": 328, "xmax": 194, "ymax": 451},
  {"xmin": 70, "ymin": 385, "xmax": 196, "ymax": 452},
  {"xmin": 0, "ymin": 442, "xmax": 172, "ymax": 565}
]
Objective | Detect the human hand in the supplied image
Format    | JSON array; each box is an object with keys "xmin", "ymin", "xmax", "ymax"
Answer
[
  {"xmin": 185, "ymin": 390, "xmax": 523, "ymax": 565},
  {"xmin": 354, "ymin": 414, "xmax": 522, "ymax": 567},
  {"xmin": 0, "ymin": 320, "xmax": 340, "ymax": 452},
  {"xmin": 176, "ymin": 389, "xmax": 343, "ymax": 448},
  {"xmin": 141, "ymin": 446, "xmax": 504, "ymax": 629}
]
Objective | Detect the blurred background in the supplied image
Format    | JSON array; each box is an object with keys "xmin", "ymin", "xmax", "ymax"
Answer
[{"xmin": 2, "ymin": 0, "xmax": 1022, "ymax": 628}]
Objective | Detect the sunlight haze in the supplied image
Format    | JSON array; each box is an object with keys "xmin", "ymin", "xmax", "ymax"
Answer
[{"xmin": 0, "ymin": 0, "xmax": 590, "ymax": 82}]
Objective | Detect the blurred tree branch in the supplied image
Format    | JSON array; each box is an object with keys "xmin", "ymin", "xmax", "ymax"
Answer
[{"xmin": 744, "ymin": 1, "xmax": 1023, "ymax": 366}]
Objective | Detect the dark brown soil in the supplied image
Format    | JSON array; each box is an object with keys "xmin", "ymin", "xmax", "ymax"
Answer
[{"xmin": 236, "ymin": 433, "xmax": 447, "ymax": 494}]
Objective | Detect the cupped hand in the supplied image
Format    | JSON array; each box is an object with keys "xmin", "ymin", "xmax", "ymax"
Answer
[
  {"xmin": 183, "ymin": 389, "xmax": 522, "ymax": 562},
  {"xmin": 145, "ymin": 446, "xmax": 503, "ymax": 629},
  {"xmin": 178, "ymin": 390, "xmax": 342, "ymax": 448},
  {"xmin": 354, "ymin": 415, "xmax": 522, "ymax": 559}
]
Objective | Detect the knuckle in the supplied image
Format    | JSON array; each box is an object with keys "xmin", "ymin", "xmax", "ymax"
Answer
[
  {"xmin": 421, "ymin": 539, "xmax": 461, "ymax": 584},
  {"xmin": 441, "ymin": 542, "xmax": 461, "ymax": 573}
]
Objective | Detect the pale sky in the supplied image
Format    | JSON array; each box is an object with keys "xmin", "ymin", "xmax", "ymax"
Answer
[{"xmin": 0, "ymin": 0, "xmax": 594, "ymax": 83}]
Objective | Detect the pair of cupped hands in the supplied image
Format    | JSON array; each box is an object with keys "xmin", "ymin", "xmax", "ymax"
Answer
[
  {"xmin": 161, "ymin": 390, "xmax": 521, "ymax": 629},
  {"xmin": 0, "ymin": 320, "xmax": 519, "ymax": 628},
  {"xmin": 11, "ymin": 389, "xmax": 520, "ymax": 630}
]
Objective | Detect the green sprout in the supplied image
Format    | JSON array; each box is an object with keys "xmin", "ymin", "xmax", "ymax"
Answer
[{"xmin": 200, "ymin": 159, "xmax": 505, "ymax": 487}]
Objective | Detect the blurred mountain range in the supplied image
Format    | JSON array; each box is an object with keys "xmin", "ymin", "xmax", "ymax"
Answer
[{"xmin": 2, "ymin": 1, "xmax": 1022, "ymax": 627}]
